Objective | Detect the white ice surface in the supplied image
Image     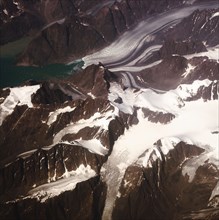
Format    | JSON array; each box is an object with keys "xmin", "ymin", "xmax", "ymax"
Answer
[
  {"xmin": 109, "ymin": 79, "xmax": 213, "ymax": 115},
  {"xmin": 112, "ymin": 100, "xmax": 218, "ymax": 165},
  {"xmin": 51, "ymin": 107, "xmax": 117, "ymax": 155},
  {"xmin": 76, "ymin": 139, "xmax": 109, "ymax": 156},
  {"xmin": 102, "ymin": 98, "xmax": 218, "ymax": 219},
  {"xmin": 0, "ymin": 85, "xmax": 40, "ymax": 126},
  {"xmin": 174, "ymin": 79, "xmax": 213, "ymax": 100}
]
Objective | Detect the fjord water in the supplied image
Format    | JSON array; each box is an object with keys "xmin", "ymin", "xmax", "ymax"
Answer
[{"xmin": 0, "ymin": 37, "xmax": 83, "ymax": 88}]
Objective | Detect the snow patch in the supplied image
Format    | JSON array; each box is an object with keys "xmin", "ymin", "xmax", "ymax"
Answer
[
  {"xmin": 28, "ymin": 165, "xmax": 96, "ymax": 202},
  {"xmin": 3, "ymin": 9, "xmax": 8, "ymax": 15},
  {"xmin": 18, "ymin": 149, "xmax": 38, "ymax": 159},
  {"xmin": 182, "ymin": 64, "xmax": 195, "ymax": 77},
  {"xmin": 87, "ymin": 92, "xmax": 96, "ymax": 99},
  {"xmin": 160, "ymin": 137, "xmax": 181, "ymax": 155},
  {"xmin": 210, "ymin": 12, "xmax": 219, "ymax": 20},
  {"xmin": 185, "ymin": 46, "xmax": 219, "ymax": 61},
  {"xmin": 51, "ymin": 107, "xmax": 117, "ymax": 155},
  {"xmin": 42, "ymin": 18, "xmax": 66, "ymax": 30},
  {"xmin": 0, "ymin": 85, "xmax": 40, "ymax": 126},
  {"xmin": 75, "ymin": 139, "xmax": 109, "ymax": 156},
  {"xmin": 47, "ymin": 106, "xmax": 75, "ymax": 126}
]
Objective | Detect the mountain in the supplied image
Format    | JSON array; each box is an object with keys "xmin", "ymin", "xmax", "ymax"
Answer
[{"xmin": 0, "ymin": 0, "xmax": 219, "ymax": 220}]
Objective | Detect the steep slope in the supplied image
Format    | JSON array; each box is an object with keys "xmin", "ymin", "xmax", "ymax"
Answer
[
  {"xmin": 0, "ymin": 0, "xmax": 104, "ymax": 45},
  {"xmin": 0, "ymin": 2, "xmax": 219, "ymax": 220},
  {"xmin": 15, "ymin": 0, "xmax": 188, "ymax": 66}
]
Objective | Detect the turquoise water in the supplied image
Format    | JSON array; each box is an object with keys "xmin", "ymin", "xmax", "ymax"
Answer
[{"xmin": 0, "ymin": 37, "xmax": 84, "ymax": 88}]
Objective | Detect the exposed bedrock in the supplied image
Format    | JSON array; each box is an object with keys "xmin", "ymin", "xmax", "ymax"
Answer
[
  {"xmin": 139, "ymin": 56, "xmax": 188, "ymax": 90},
  {"xmin": 112, "ymin": 142, "xmax": 219, "ymax": 220},
  {"xmin": 0, "ymin": 12, "xmax": 43, "ymax": 45},
  {"xmin": 31, "ymin": 64, "xmax": 111, "ymax": 105},
  {"xmin": 142, "ymin": 108, "xmax": 175, "ymax": 124},
  {"xmin": 141, "ymin": 8, "xmax": 219, "ymax": 66},
  {"xmin": 0, "ymin": 64, "xmax": 131, "ymax": 163},
  {"xmin": 0, "ymin": 0, "xmax": 102, "ymax": 45},
  {"xmin": 185, "ymin": 81, "xmax": 219, "ymax": 101},
  {"xmin": 0, "ymin": 144, "xmax": 105, "ymax": 201},
  {"xmin": 0, "ymin": 2, "xmax": 218, "ymax": 220},
  {"xmin": 136, "ymin": 55, "xmax": 219, "ymax": 91},
  {"xmin": 183, "ymin": 58, "xmax": 219, "ymax": 83},
  {"xmin": 0, "ymin": 176, "xmax": 106, "ymax": 220},
  {"xmin": 159, "ymin": 39, "xmax": 207, "ymax": 58},
  {"xmin": 164, "ymin": 8, "xmax": 219, "ymax": 47},
  {"xmin": 0, "ymin": 64, "xmax": 140, "ymax": 205}
]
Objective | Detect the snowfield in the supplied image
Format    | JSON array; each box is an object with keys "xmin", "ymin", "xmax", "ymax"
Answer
[{"xmin": 102, "ymin": 85, "xmax": 218, "ymax": 219}]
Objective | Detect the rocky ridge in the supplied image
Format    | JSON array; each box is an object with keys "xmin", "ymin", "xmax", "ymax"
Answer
[
  {"xmin": 0, "ymin": 1, "xmax": 219, "ymax": 220},
  {"xmin": 7, "ymin": 0, "xmax": 188, "ymax": 66}
]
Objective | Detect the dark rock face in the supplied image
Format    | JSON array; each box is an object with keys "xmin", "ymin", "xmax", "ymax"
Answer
[
  {"xmin": 184, "ymin": 58, "xmax": 219, "ymax": 83},
  {"xmin": 159, "ymin": 39, "xmax": 207, "ymax": 58},
  {"xmin": 164, "ymin": 9, "xmax": 219, "ymax": 47},
  {"xmin": 0, "ymin": 105, "xmax": 52, "ymax": 162},
  {"xmin": 16, "ymin": 17, "xmax": 107, "ymax": 66},
  {"xmin": 68, "ymin": 64, "xmax": 109, "ymax": 98},
  {"xmin": 112, "ymin": 142, "xmax": 219, "ymax": 220},
  {"xmin": 0, "ymin": 0, "xmax": 21, "ymax": 24},
  {"xmin": 0, "ymin": 12, "xmax": 43, "ymax": 45},
  {"xmin": 0, "ymin": 176, "xmax": 106, "ymax": 220},
  {"xmin": 0, "ymin": 63, "xmax": 127, "ymax": 220},
  {"xmin": 0, "ymin": 144, "xmax": 105, "ymax": 200},
  {"xmin": 0, "ymin": 0, "xmax": 104, "ymax": 45},
  {"xmin": 0, "ymin": 65, "xmax": 108, "ymax": 161},
  {"xmin": 186, "ymin": 81, "xmax": 219, "ymax": 101},
  {"xmin": 142, "ymin": 108, "xmax": 175, "ymax": 124},
  {"xmin": 0, "ymin": 60, "xmax": 144, "ymax": 220},
  {"xmin": 31, "ymin": 64, "xmax": 116, "ymax": 106},
  {"xmin": 0, "ymin": 89, "xmax": 10, "ymax": 104},
  {"xmin": 0, "ymin": 0, "xmax": 44, "ymax": 45},
  {"xmin": 139, "ymin": 56, "xmax": 188, "ymax": 90},
  {"xmin": 135, "ymin": 51, "xmax": 218, "ymax": 92},
  {"xmin": 32, "ymin": 82, "xmax": 73, "ymax": 105}
]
